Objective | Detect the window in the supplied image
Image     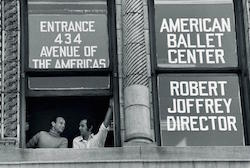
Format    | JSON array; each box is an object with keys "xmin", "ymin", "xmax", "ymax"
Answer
[
  {"xmin": 149, "ymin": 0, "xmax": 250, "ymax": 146},
  {"xmin": 20, "ymin": 0, "xmax": 120, "ymax": 147}
]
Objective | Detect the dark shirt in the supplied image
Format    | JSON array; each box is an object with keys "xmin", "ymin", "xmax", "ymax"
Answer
[{"xmin": 26, "ymin": 130, "xmax": 68, "ymax": 148}]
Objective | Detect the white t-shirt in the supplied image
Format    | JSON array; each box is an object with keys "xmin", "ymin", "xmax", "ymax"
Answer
[{"xmin": 73, "ymin": 123, "xmax": 109, "ymax": 148}]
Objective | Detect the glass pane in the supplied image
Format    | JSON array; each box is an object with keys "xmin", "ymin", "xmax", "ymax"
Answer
[
  {"xmin": 29, "ymin": 76, "xmax": 110, "ymax": 90},
  {"xmin": 154, "ymin": 0, "xmax": 237, "ymax": 68},
  {"xmin": 28, "ymin": 0, "xmax": 107, "ymax": 14},
  {"xmin": 28, "ymin": 0, "xmax": 109, "ymax": 70},
  {"xmin": 158, "ymin": 73, "xmax": 244, "ymax": 146}
]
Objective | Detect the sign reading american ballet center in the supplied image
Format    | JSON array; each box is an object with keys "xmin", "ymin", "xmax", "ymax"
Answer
[
  {"xmin": 158, "ymin": 74, "xmax": 244, "ymax": 146},
  {"xmin": 29, "ymin": 14, "xmax": 109, "ymax": 69},
  {"xmin": 155, "ymin": 1, "xmax": 237, "ymax": 68}
]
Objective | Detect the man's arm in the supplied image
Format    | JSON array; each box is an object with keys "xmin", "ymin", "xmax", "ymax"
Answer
[
  {"xmin": 103, "ymin": 99, "xmax": 113, "ymax": 128},
  {"xmin": 90, "ymin": 99, "xmax": 113, "ymax": 147},
  {"xmin": 59, "ymin": 138, "xmax": 68, "ymax": 148},
  {"xmin": 103, "ymin": 107, "xmax": 112, "ymax": 128},
  {"xmin": 26, "ymin": 132, "xmax": 41, "ymax": 148}
]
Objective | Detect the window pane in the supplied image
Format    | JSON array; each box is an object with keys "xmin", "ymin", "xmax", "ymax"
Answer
[
  {"xmin": 28, "ymin": 0, "xmax": 109, "ymax": 69},
  {"xmin": 29, "ymin": 76, "xmax": 110, "ymax": 90},
  {"xmin": 154, "ymin": 0, "xmax": 237, "ymax": 68},
  {"xmin": 28, "ymin": 0, "xmax": 107, "ymax": 14},
  {"xmin": 158, "ymin": 73, "xmax": 244, "ymax": 146}
]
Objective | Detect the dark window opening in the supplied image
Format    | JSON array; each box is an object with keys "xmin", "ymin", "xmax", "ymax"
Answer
[{"xmin": 26, "ymin": 96, "xmax": 114, "ymax": 148}]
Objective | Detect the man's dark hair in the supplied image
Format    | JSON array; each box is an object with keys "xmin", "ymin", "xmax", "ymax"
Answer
[
  {"xmin": 50, "ymin": 116, "xmax": 64, "ymax": 124},
  {"xmin": 50, "ymin": 117, "xmax": 57, "ymax": 123},
  {"xmin": 81, "ymin": 117, "xmax": 94, "ymax": 131}
]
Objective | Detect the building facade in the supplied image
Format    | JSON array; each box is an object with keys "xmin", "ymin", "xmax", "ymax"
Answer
[{"xmin": 0, "ymin": 0, "xmax": 250, "ymax": 167}]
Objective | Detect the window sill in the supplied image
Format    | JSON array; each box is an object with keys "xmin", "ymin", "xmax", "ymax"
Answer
[{"xmin": 0, "ymin": 146, "xmax": 250, "ymax": 164}]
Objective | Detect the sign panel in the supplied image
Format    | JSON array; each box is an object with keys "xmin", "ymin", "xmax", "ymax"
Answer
[
  {"xmin": 29, "ymin": 13, "xmax": 109, "ymax": 69},
  {"xmin": 155, "ymin": 1, "xmax": 237, "ymax": 68},
  {"xmin": 158, "ymin": 74, "xmax": 244, "ymax": 146},
  {"xmin": 28, "ymin": 76, "xmax": 110, "ymax": 90}
]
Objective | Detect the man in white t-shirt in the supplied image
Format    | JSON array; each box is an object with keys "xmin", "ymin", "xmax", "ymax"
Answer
[{"xmin": 73, "ymin": 100, "xmax": 113, "ymax": 148}]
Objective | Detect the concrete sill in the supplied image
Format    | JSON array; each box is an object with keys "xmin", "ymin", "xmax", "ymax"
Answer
[{"xmin": 0, "ymin": 146, "xmax": 250, "ymax": 164}]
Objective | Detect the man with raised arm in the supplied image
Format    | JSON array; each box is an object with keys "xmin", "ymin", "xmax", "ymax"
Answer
[{"xmin": 73, "ymin": 100, "xmax": 113, "ymax": 148}]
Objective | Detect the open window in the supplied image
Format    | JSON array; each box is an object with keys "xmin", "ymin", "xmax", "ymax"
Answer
[
  {"xmin": 26, "ymin": 96, "xmax": 113, "ymax": 147},
  {"xmin": 20, "ymin": 0, "xmax": 119, "ymax": 148}
]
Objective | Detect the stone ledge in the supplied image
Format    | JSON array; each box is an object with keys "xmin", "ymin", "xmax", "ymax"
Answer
[
  {"xmin": 141, "ymin": 146, "xmax": 250, "ymax": 161},
  {"xmin": 0, "ymin": 146, "xmax": 250, "ymax": 164}
]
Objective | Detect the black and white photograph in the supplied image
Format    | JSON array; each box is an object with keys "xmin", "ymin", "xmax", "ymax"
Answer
[{"xmin": 0, "ymin": 0, "xmax": 249, "ymax": 167}]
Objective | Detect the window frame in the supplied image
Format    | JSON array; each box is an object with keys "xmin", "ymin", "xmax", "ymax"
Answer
[
  {"xmin": 148, "ymin": 0, "xmax": 250, "ymax": 146},
  {"xmin": 20, "ymin": 0, "xmax": 121, "ymax": 148}
]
